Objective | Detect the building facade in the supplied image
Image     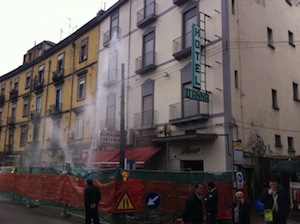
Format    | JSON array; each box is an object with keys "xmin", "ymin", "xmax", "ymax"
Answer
[
  {"xmin": 1, "ymin": 0, "xmax": 300, "ymax": 195},
  {"xmin": 95, "ymin": 0, "xmax": 300, "ymax": 183},
  {"xmin": 0, "ymin": 11, "xmax": 104, "ymax": 167}
]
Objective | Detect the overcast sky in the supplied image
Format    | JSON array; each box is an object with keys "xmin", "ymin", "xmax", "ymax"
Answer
[{"xmin": 0, "ymin": 0, "xmax": 118, "ymax": 76}]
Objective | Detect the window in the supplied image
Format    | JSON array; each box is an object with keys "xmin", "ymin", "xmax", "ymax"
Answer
[
  {"xmin": 20, "ymin": 125, "xmax": 27, "ymax": 146},
  {"xmin": 77, "ymin": 77, "xmax": 86, "ymax": 101},
  {"xmin": 25, "ymin": 72, "xmax": 31, "ymax": 89},
  {"xmin": 11, "ymin": 103, "xmax": 16, "ymax": 123},
  {"xmin": 22, "ymin": 98, "xmax": 29, "ymax": 117},
  {"xmin": 36, "ymin": 95, "xmax": 42, "ymax": 112},
  {"xmin": 232, "ymin": 0, "xmax": 235, "ymax": 15},
  {"xmin": 143, "ymin": 28, "xmax": 155, "ymax": 67},
  {"xmin": 106, "ymin": 93, "xmax": 116, "ymax": 129},
  {"xmin": 80, "ymin": 38, "xmax": 88, "ymax": 62},
  {"xmin": 234, "ymin": 70, "xmax": 239, "ymax": 89},
  {"xmin": 0, "ymin": 108, "xmax": 2, "ymax": 126},
  {"xmin": 183, "ymin": 5, "xmax": 197, "ymax": 49},
  {"xmin": 288, "ymin": 30, "xmax": 295, "ymax": 47},
  {"xmin": 275, "ymin": 135, "xmax": 282, "ymax": 147},
  {"xmin": 57, "ymin": 53, "xmax": 64, "ymax": 74},
  {"xmin": 108, "ymin": 50, "xmax": 118, "ymax": 83},
  {"xmin": 145, "ymin": 0, "xmax": 155, "ymax": 18},
  {"xmin": 1, "ymin": 84, "xmax": 5, "ymax": 95},
  {"xmin": 8, "ymin": 128, "xmax": 14, "ymax": 151},
  {"xmin": 142, "ymin": 79, "xmax": 154, "ymax": 127},
  {"xmin": 14, "ymin": 77, "xmax": 19, "ymax": 91},
  {"xmin": 110, "ymin": 11, "xmax": 119, "ymax": 39},
  {"xmin": 267, "ymin": 27, "xmax": 274, "ymax": 49},
  {"xmin": 55, "ymin": 87, "xmax": 62, "ymax": 110},
  {"xmin": 75, "ymin": 116, "xmax": 83, "ymax": 139},
  {"xmin": 272, "ymin": 89, "xmax": 279, "ymax": 109},
  {"xmin": 288, "ymin": 136, "xmax": 294, "ymax": 151},
  {"xmin": 293, "ymin": 82, "xmax": 299, "ymax": 101}
]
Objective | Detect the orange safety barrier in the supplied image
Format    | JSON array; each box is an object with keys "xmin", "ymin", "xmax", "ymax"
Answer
[{"xmin": 0, "ymin": 172, "xmax": 236, "ymax": 220}]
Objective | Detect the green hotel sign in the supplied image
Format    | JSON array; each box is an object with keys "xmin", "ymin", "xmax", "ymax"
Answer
[
  {"xmin": 184, "ymin": 87, "xmax": 209, "ymax": 102},
  {"xmin": 191, "ymin": 24, "xmax": 201, "ymax": 89},
  {"xmin": 184, "ymin": 24, "xmax": 209, "ymax": 102}
]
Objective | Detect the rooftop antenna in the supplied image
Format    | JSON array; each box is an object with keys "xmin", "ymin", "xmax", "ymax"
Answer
[
  {"xmin": 60, "ymin": 29, "xmax": 63, "ymax": 41},
  {"xmin": 67, "ymin": 17, "xmax": 71, "ymax": 34}
]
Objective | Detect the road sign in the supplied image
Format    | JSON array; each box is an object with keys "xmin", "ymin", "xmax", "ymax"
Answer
[
  {"xmin": 236, "ymin": 172, "xmax": 244, "ymax": 189},
  {"xmin": 145, "ymin": 192, "xmax": 160, "ymax": 209},
  {"xmin": 115, "ymin": 192, "xmax": 135, "ymax": 211}
]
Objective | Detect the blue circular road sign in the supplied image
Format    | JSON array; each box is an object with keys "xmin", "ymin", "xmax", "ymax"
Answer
[{"xmin": 145, "ymin": 192, "xmax": 160, "ymax": 209}]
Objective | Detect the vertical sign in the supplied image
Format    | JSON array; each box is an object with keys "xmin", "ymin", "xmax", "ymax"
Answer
[{"xmin": 191, "ymin": 24, "xmax": 201, "ymax": 89}]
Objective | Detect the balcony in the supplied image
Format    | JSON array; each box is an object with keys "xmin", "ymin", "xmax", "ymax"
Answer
[
  {"xmin": 173, "ymin": 0, "xmax": 190, "ymax": 6},
  {"xmin": 0, "ymin": 93, "xmax": 5, "ymax": 106},
  {"xmin": 48, "ymin": 103, "xmax": 62, "ymax": 119},
  {"xmin": 169, "ymin": 100, "xmax": 209, "ymax": 126},
  {"xmin": 9, "ymin": 89, "xmax": 18, "ymax": 102},
  {"xmin": 173, "ymin": 31, "xmax": 192, "ymax": 60},
  {"xmin": 52, "ymin": 69, "xmax": 65, "ymax": 85},
  {"xmin": 30, "ymin": 110, "xmax": 41, "ymax": 123},
  {"xmin": 102, "ymin": 69, "xmax": 119, "ymax": 87},
  {"xmin": 135, "ymin": 51, "xmax": 157, "ymax": 74},
  {"xmin": 33, "ymin": 77, "xmax": 44, "ymax": 94},
  {"xmin": 134, "ymin": 110, "xmax": 157, "ymax": 129},
  {"xmin": 103, "ymin": 26, "xmax": 121, "ymax": 47},
  {"xmin": 7, "ymin": 116, "xmax": 16, "ymax": 127},
  {"xmin": 137, "ymin": 2, "xmax": 157, "ymax": 28},
  {"xmin": 4, "ymin": 144, "xmax": 13, "ymax": 154}
]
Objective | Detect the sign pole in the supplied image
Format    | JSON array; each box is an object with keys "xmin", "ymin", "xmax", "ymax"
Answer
[{"xmin": 120, "ymin": 63, "xmax": 125, "ymax": 169}]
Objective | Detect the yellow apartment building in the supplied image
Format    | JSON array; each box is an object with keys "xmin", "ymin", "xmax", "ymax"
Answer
[{"xmin": 0, "ymin": 10, "xmax": 105, "ymax": 168}]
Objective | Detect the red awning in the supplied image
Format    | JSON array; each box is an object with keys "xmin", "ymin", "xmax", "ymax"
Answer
[
  {"xmin": 81, "ymin": 150, "xmax": 119, "ymax": 167},
  {"xmin": 81, "ymin": 146, "xmax": 160, "ymax": 168},
  {"xmin": 110, "ymin": 146, "xmax": 160, "ymax": 168}
]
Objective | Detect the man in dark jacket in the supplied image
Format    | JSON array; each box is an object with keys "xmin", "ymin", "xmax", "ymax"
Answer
[
  {"xmin": 84, "ymin": 178, "xmax": 101, "ymax": 224},
  {"xmin": 260, "ymin": 178, "xmax": 289, "ymax": 224},
  {"xmin": 204, "ymin": 181, "xmax": 219, "ymax": 224},
  {"xmin": 182, "ymin": 183, "xmax": 204, "ymax": 224}
]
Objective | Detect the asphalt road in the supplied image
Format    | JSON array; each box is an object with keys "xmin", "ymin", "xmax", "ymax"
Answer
[
  {"xmin": 0, "ymin": 198, "xmax": 83, "ymax": 224},
  {"xmin": 1, "ymin": 197, "xmax": 300, "ymax": 224}
]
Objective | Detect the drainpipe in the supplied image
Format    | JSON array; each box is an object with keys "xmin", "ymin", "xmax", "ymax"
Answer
[{"xmin": 68, "ymin": 42, "xmax": 76, "ymax": 133}]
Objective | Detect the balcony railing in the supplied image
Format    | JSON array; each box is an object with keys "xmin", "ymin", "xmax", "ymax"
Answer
[
  {"xmin": 9, "ymin": 89, "xmax": 18, "ymax": 102},
  {"xmin": 135, "ymin": 51, "xmax": 157, "ymax": 74},
  {"xmin": 169, "ymin": 100, "xmax": 209, "ymax": 125},
  {"xmin": 134, "ymin": 110, "xmax": 157, "ymax": 129},
  {"xmin": 52, "ymin": 69, "xmax": 65, "ymax": 85},
  {"xmin": 48, "ymin": 103, "xmax": 62, "ymax": 119},
  {"xmin": 137, "ymin": 2, "xmax": 157, "ymax": 28},
  {"xmin": 102, "ymin": 69, "xmax": 119, "ymax": 87},
  {"xmin": 0, "ymin": 93, "xmax": 5, "ymax": 106},
  {"xmin": 173, "ymin": 0, "xmax": 190, "ymax": 6},
  {"xmin": 30, "ymin": 110, "xmax": 41, "ymax": 123},
  {"xmin": 7, "ymin": 116, "xmax": 16, "ymax": 126},
  {"xmin": 173, "ymin": 31, "xmax": 192, "ymax": 60},
  {"xmin": 103, "ymin": 26, "xmax": 121, "ymax": 47},
  {"xmin": 33, "ymin": 77, "xmax": 44, "ymax": 93}
]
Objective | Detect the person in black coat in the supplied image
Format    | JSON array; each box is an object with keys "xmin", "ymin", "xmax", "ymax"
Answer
[
  {"xmin": 182, "ymin": 183, "xmax": 204, "ymax": 224},
  {"xmin": 232, "ymin": 191, "xmax": 251, "ymax": 224},
  {"xmin": 84, "ymin": 178, "xmax": 101, "ymax": 224},
  {"xmin": 260, "ymin": 178, "xmax": 289, "ymax": 224},
  {"xmin": 204, "ymin": 181, "xmax": 219, "ymax": 224}
]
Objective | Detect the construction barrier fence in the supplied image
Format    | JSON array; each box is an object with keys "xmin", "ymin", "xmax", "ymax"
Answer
[{"xmin": 0, "ymin": 166, "xmax": 239, "ymax": 223}]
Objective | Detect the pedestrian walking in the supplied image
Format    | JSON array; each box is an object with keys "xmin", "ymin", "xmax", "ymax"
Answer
[
  {"xmin": 204, "ymin": 181, "xmax": 219, "ymax": 224},
  {"xmin": 84, "ymin": 177, "xmax": 101, "ymax": 224},
  {"xmin": 232, "ymin": 191, "xmax": 251, "ymax": 224},
  {"xmin": 260, "ymin": 178, "xmax": 289, "ymax": 224},
  {"xmin": 182, "ymin": 183, "xmax": 205, "ymax": 224}
]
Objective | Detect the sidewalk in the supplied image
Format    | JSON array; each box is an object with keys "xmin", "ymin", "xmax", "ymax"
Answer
[{"xmin": 251, "ymin": 210, "xmax": 300, "ymax": 224}]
